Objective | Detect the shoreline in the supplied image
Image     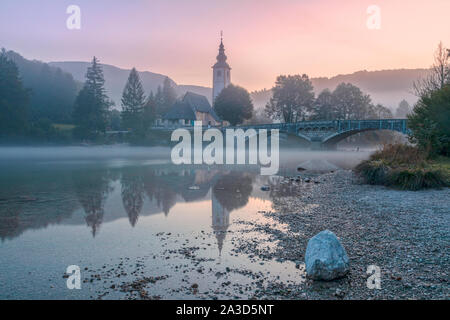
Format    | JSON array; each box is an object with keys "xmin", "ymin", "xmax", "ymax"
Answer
[
  {"xmin": 251, "ymin": 169, "xmax": 449, "ymax": 299},
  {"xmin": 1, "ymin": 154, "xmax": 447, "ymax": 300},
  {"xmin": 82, "ymin": 169, "xmax": 449, "ymax": 300}
]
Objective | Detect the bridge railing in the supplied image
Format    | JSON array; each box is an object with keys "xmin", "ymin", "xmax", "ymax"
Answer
[
  {"xmin": 233, "ymin": 119, "xmax": 408, "ymax": 134},
  {"xmin": 149, "ymin": 119, "xmax": 409, "ymax": 135}
]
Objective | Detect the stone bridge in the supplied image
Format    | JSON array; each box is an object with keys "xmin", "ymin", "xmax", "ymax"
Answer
[{"xmin": 230, "ymin": 119, "xmax": 409, "ymax": 149}]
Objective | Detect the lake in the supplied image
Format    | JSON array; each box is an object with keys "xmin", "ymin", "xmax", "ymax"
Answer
[{"xmin": 0, "ymin": 146, "xmax": 371, "ymax": 299}]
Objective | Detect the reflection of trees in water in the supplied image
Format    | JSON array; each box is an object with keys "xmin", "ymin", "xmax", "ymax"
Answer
[
  {"xmin": 73, "ymin": 169, "xmax": 113, "ymax": 237},
  {"xmin": 142, "ymin": 167, "xmax": 221, "ymax": 216},
  {"xmin": 0, "ymin": 200, "xmax": 23, "ymax": 241},
  {"xmin": 0, "ymin": 167, "xmax": 80, "ymax": 241},
  {"xmin": 0, "ymin": 164, "xmax": 261, "ymax": 243},
  {"xmin": 121, "ymin": 171, "xmax": 145, "ymax": 227},
  {"xmin": 213, "ymin": 172, "xmax": 254, "ymax": 212},
  {"xmin": 160, "ymin": 189, "xmax": 177, "ymax": 216},
  {"xmin": 142, "ymin": 170, "xmax": 178, "ymax": 217}
]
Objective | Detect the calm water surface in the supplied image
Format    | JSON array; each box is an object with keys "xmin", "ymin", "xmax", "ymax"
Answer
[{"xmin": 0, "ymin": 146, "xmax": 370, "ymax": 299}]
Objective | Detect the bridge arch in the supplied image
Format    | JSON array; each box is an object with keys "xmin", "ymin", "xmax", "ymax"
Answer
[
  {"xmin": 220, "ymin": 119, "xmax": 408, "ymax": 149},
  {"xmin": 295, "ymin": 132, "xmax": 312, "ymax": 142},
  {"xmin": 322, "ymin": 127, "xmax": 407, "ymax": 148}
]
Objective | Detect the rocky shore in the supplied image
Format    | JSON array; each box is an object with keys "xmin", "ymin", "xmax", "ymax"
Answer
[
  {"xmin": 251, "ymin": 169, "xmax": 449, "ymax": 299},
  {"xmin": 79, "ymin": 169, "xmax": 448, "ymax": 300}
]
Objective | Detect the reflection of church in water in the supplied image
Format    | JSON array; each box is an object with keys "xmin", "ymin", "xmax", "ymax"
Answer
[{"xmin": 211, "ymin": 192, "xmax": 230, "ymax": 256}]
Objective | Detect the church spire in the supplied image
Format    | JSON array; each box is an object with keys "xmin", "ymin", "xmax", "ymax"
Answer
[
  {"xmin": 216, "ymin": 32, "xmax": 227, "ymax": 65},
  {"xmin": 212, "ymin": 32, "xmax": 231, "ymax": 102}
]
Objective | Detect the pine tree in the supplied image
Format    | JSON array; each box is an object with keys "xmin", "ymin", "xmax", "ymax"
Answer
[
  {"xmin": 0, "ymin": 49, "xmax": 29, "ymax": 136},
  {"xmin": 72, "ymin": 57, "xmax": 111, "ymax": 139},
  {"xmin": 155, "ymin": 77, "xmax": 177, "ymax": 118},
  {"xmin": 162, "ymin": 77, "xmax": 177, "ymax": 109},
  {"xmin": 143, "ymin": 92, "xmax": 157, "ymax": 130},
  {"xmin": 154, "ymin": 85, "xmax": 164, "ymax": 117},
  {"xmin": 121, "ymin": 68, "xmax": 146, "ymax": 133}
]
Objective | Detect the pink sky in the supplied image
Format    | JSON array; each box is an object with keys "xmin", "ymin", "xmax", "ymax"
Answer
[{"xmin": 1, "ymin": 0, "xmax": 449, "ymax": 90}]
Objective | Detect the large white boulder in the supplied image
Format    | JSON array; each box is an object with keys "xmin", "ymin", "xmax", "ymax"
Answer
[{"xmin": 305, "ymin": 230, "xmax": 349, "ymax": 281}]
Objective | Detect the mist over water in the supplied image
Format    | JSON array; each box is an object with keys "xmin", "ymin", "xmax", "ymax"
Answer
[
  {"xmin": 0, "ymin": 146, "xmax": 373, "ymax": 170},
  {"xmin": 0, "ymin": 146, "xmax": 172, "ymax": 161}
]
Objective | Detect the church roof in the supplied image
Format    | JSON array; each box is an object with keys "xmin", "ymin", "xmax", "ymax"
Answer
[
  {"xmin": 183, "ymin": 92, "xmax": 212, "ymax": 113},
  {"xmin": 163, "ymin": 101, "xmax": 196, "ymax": 120},
  {"xmin": 213, "ymin": 61, "xmax": 231, "ymax": 69},
  {"xmin": 212, "ymin": 39, "xmax": 231, "ymax": 70},
  {"xmin": 163, "ymin": 92, "xmax": 221, "ymax": 122}
]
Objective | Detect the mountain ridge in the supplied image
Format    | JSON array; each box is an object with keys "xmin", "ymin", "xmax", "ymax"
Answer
[
  {"xmin": 251, "ymin": 68, "xmax": 429, "ymax": 110},
  {"xmin": 4, "ymin": 49, "xmax": 427, "ymax": 111},
  {"xmin": 51, "ymin": 60, "xmax": 427, "ymax": 110}
]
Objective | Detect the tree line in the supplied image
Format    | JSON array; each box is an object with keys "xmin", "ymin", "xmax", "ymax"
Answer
[
  {"xmin": 211, "ymin": 73, "xmax": 412, "ymax": 127},
  {"xmin": 0, "ymin": 49, "xmax": 79, "ymax": 142},
  {"xmin": 2, "ymin": 45, "xmax": 445, "ymax": 153},
  {"xmin": 72, "ymin": 57, "xmax": 178, "ymax": 142},
  {"xmin": 0, "ymin": 50, "xmax": 179, "ymax": 143},
  {"xmin": 264, "ymin": 74, "xmax": 401, "ymax": 123}
]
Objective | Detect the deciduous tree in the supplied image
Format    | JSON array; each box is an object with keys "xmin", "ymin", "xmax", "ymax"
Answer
[
  {"xmin": 414, "ymin": 42, "xmax": 450, "ymax": 96},
  {"xmin": 395, "ymin": 100, "xmax": 412, "ymax": 118},
  {"xmin": 333, "ymin": 83, "xmax": 372, "ymax": 120},
  {"xmin": 214, "ymin": 84, "xmax": 254, "ymax": 126},
  {"xmin": 265, "ymin": 74, "xmax": 314, "ymax": 123}
]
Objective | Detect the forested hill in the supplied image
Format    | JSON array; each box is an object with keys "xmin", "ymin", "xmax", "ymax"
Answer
[
  {"xmin": 5, "ymin": 50, "xmax": 79, "ymax": 123},
  {"xmin": 49, "ymin": 61, "xmax": 213, "ymax": 107},
  {"xmin": 312, "ymin": 69, "xmax": 429, "ymax": 108},
  {"xmin": 251, "ymin": 69, "xmax": 430, "ymax": 110},
  {"xmin": 52, "ymin": 60, "xmax": 427, "ymax": 111},
  {"xmin": 7, "ymin": 49, "xmax": 429, "ymax": 114}
]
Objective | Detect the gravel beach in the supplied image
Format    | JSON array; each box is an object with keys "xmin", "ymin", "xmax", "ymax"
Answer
[{"xmin": 251, "ymin": 169, "xmax": 450, "ymax": 299}]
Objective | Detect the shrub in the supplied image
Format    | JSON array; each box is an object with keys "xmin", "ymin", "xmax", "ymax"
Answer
[
  {"xmin": 387, "ymin": 168, "xmax": 448, "ymax": 191},
  {"xmin": 369, "ymin": 143, "xmax": 425, "ymax": 166},
  {"xmin": 408, "ymin": 85, "xmax": 450, "ymax": 157},
  {"xmin": 355, "ymin": 160, "xmax": 390, "ymax": 185},
  {"xmin": 355, "ymin": 143, "xmax": 449, "ymax": 190}
]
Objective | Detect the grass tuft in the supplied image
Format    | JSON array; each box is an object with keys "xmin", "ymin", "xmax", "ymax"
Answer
[
  {"xmin": 355, "ymin": 160, "xmax": 390, "ymax": 185},
  {"xmin": 355, "ymin": 144, "xmax": 449, "ymax": 190},
  {"xmin": 386, "ymin": 168, "xmax": 448, "ymax": 191}
]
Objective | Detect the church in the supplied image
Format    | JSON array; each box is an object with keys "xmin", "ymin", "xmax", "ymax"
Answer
[
  {"xmin": 212, "ymin": 35, "xmax": 232, "ymax": 102},
  {"xmin": 162, "ymin": 36, "xmax": 231, "ymax": 127}
]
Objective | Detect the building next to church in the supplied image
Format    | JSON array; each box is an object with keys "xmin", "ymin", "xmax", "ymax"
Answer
[
  {"xmin": 163, "ymin": 91, "xmax": 221, "ymax": 127},
  {"xmin": 161, "ymin": 36, "xmax": 231, "ymax": 127}
]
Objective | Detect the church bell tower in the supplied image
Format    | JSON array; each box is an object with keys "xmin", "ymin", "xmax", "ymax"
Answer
[{"xmin": 212, "ymin": 32, "xmax": 231, "ymax": 103}]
